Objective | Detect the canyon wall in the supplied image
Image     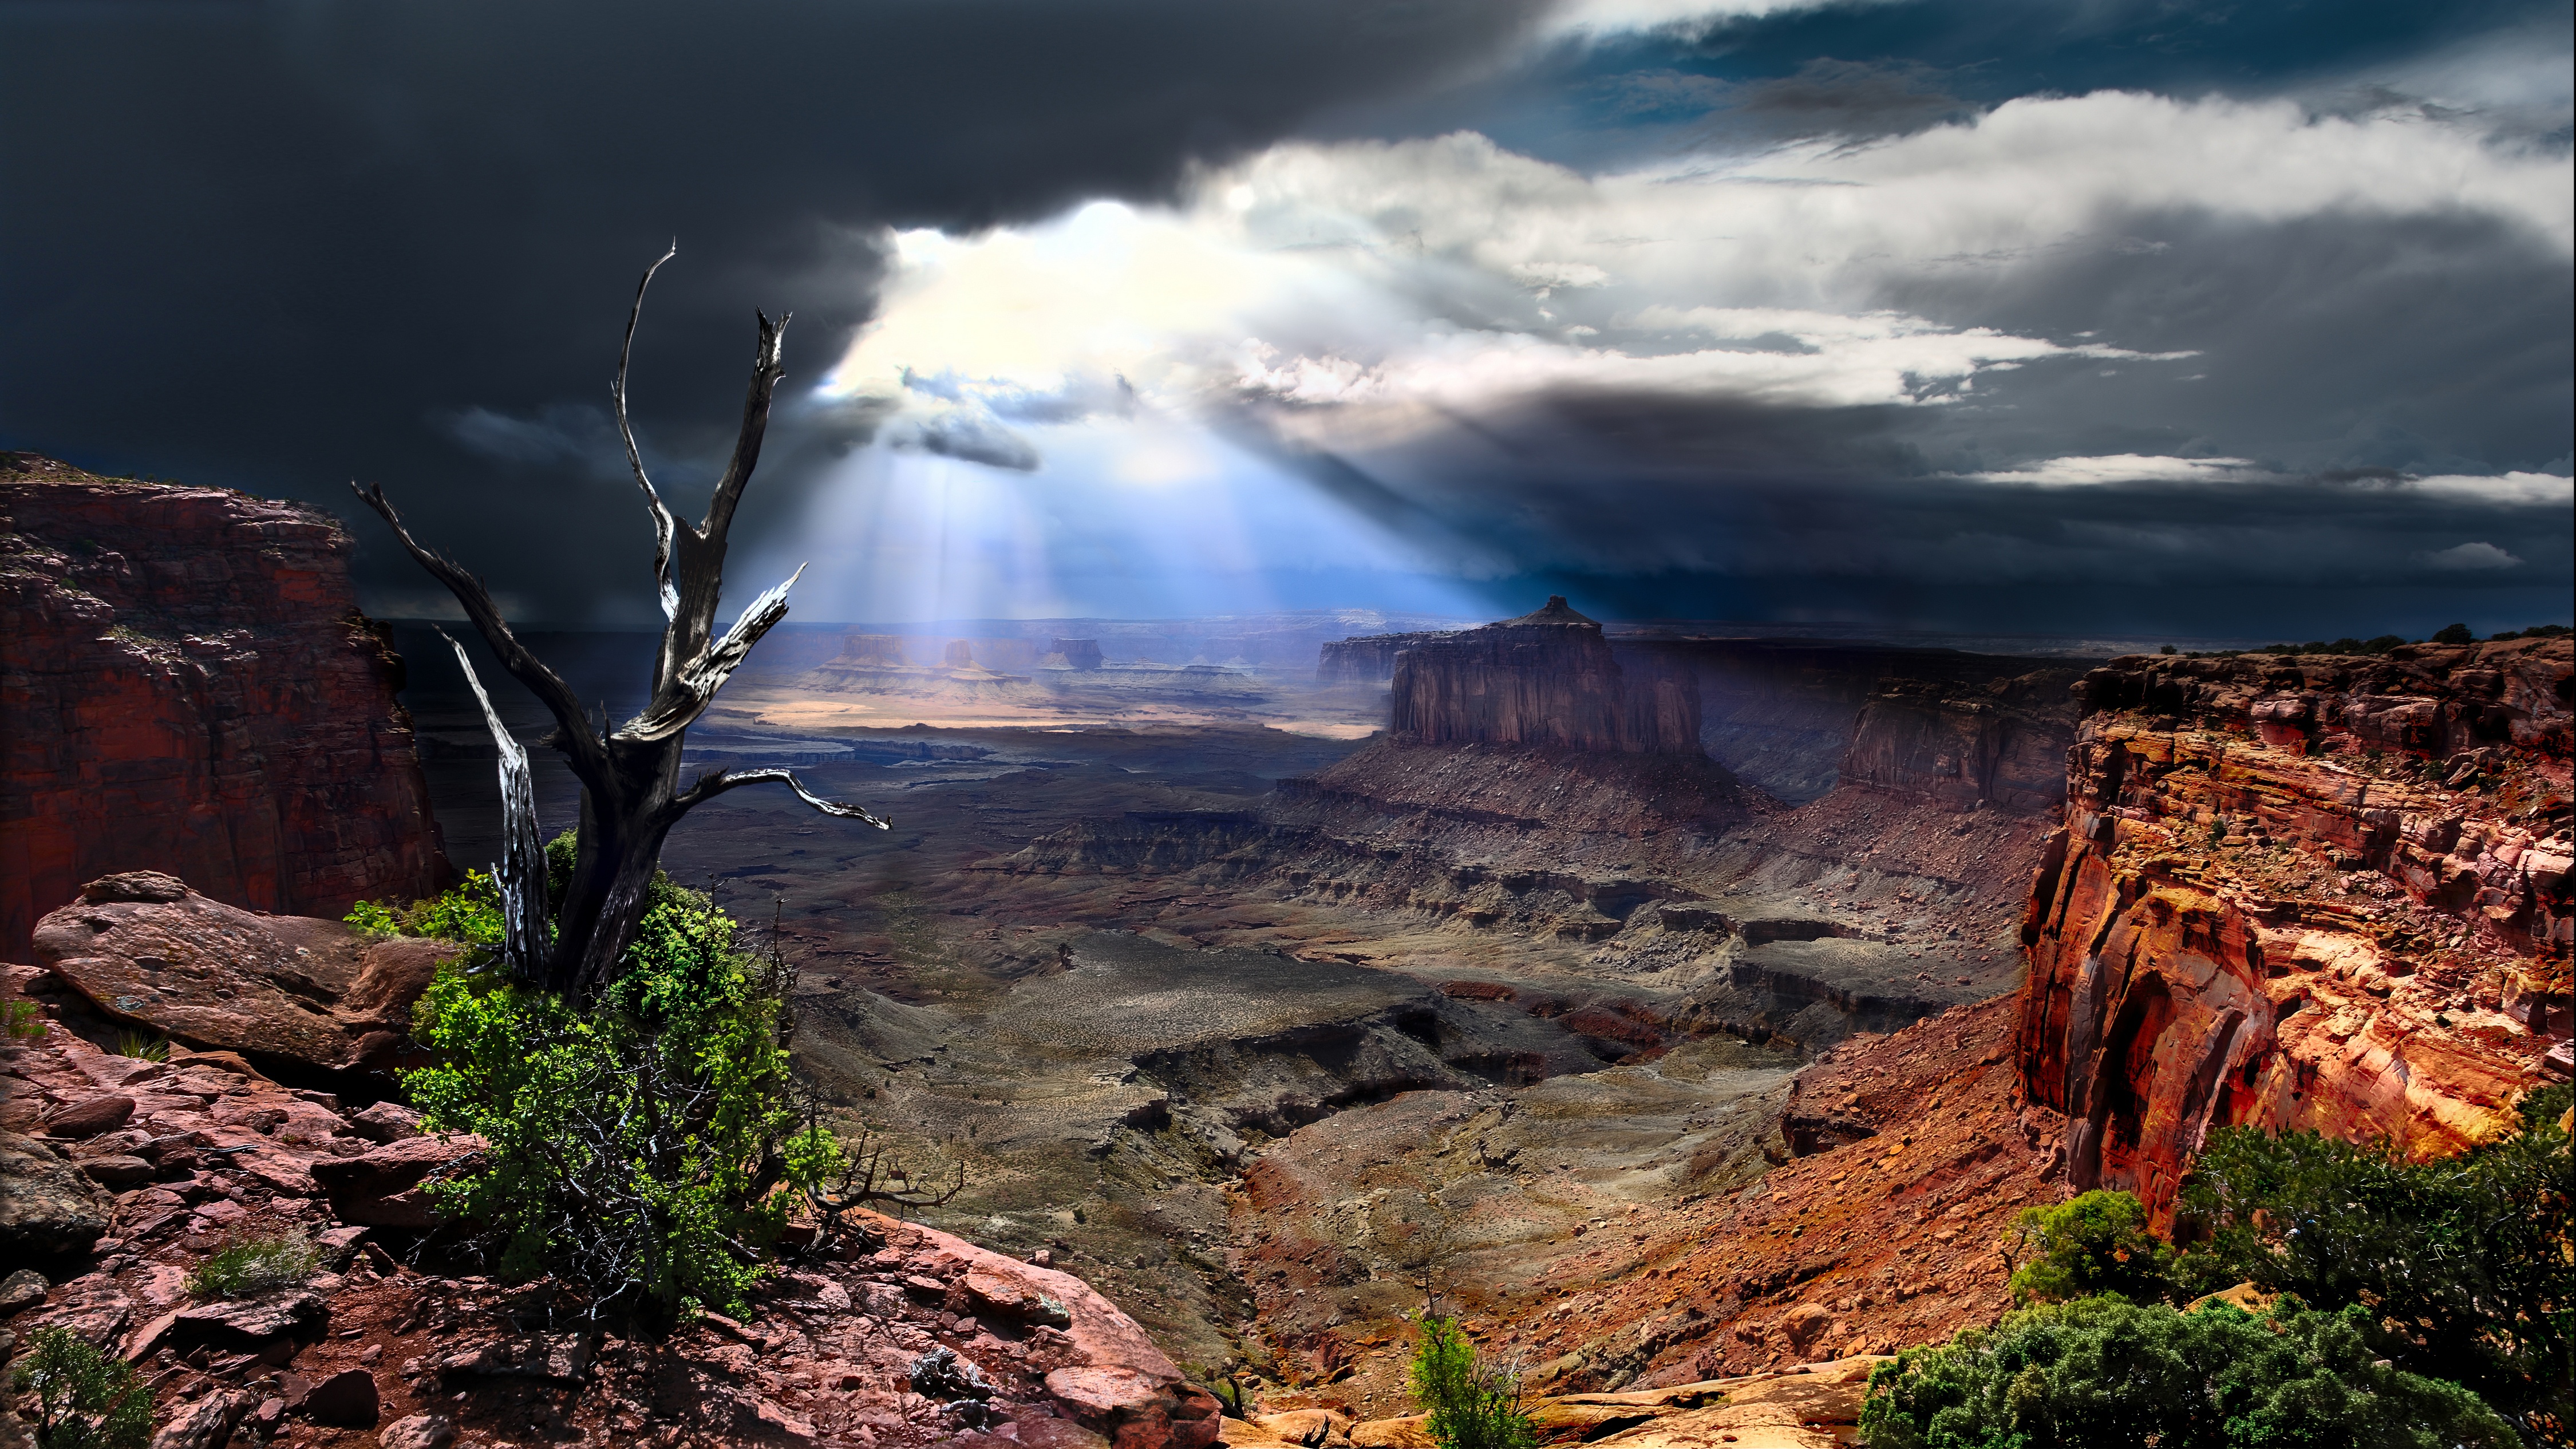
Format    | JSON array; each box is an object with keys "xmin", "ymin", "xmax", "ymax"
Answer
[
  {"xmin": 2017, "ymin": 640, "xmax": 2572, "ymax": 1222},
  {"xmin": 1317, "ymin": 630, "xmax": 1454, "ymax": 685},
  {"xmin": 1388, "ymin": 597, "xmax": 1702, "ymax": 756},
  {"xmin": 1835, "ymin": 670, "xmax": 2083, "ymax": 815},
  {"xmin": 0, "ymin": 455, "xmax": 450, "ymax": 956}
]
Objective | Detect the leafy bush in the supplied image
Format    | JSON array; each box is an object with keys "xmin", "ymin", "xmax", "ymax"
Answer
[
  {"xmin": 1408, "ymin": 1316, "xmax": 1534, "ymax": 1449},
  {"xmin": 402, "ymin": 875, "xmax": 835, "ymax": 1322},
  {"xmin": 10, "ymin": 1326, "xmax": 153, "ymax": 1449},
  {"xmin": 1860, "ymin": 1296, "xmax": 2517, "ymax": 1448},
  {"xmin": 2007, "ymin": 1190, "xmax": 2176, "ymax": 1306},
  {"xmin": 185, "ymin": 1227, "xmax": 321, "ymax": 1298},
  {"xmin": 2175, "ymin": 1084, "xmax": 2573, "ymax": 1439},
  {"xmin": 4, "ymin": 997, "xmax": 45, "ymax": 1041},
  {"xmin": 2432, "ymin": 622, "xmax": 2475, "ymax": 645},
  {"xmin": 346, "ymin": 868, "xmax": 505, "ymax": 952}
]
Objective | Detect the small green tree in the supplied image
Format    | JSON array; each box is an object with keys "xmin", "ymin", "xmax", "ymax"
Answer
[
  {"xmin": 400, "ymin": 872, "xmax": 837, "ymax": 1322},
  {"xmin": 1859, "ymin": 1296, "xmax": 2516, "ymax": 1449},
  {"xmin": 2175, "ymin": 1084, "xmax": 2573, "ymax": 1438},
  {"xmin": 10, "ymin": 1328, "xmax": 153, "ymax": 1449},
  {"xmin": 1408, "ymin": 1317, "xmax": 1533, "ymax": 1449},
  {"xmin": 2006, "ymin": 1190, "xmax": 2178, "ymax": 1306}
]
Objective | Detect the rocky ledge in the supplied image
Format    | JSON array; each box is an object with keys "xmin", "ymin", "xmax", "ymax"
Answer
[
  {"xmin": 2018, "ymin": 639, "xmax": 2572, "ymax": 1223},
  {"xmin": 1, "ymin": 960, "xmax": 1221, "ymax": 1449},
  {"xmin": 29, "ymin": 872, "xmax": 457, "ymax": 1080}
]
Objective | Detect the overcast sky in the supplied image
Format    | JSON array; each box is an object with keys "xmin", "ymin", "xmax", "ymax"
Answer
[{"xmin": 6, "ymin": 0, "xmax": 2569, "ymax": 639}]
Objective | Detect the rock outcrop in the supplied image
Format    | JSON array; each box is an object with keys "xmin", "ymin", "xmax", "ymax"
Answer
[
  {"xmin": 800, "ymin": 631, "xmax": 1032, "ymax": 700},
  {"xmin": 2, "ymin": 957, "xmax": 1222, "ymax": 1449},
  {"xmin": 1835, "ymin": 671, "xmax": 2081, "ymax": 815},
  {"xmin": 2018, "ymin": 640, "xmax": 2572, "ymax": 1222},
  {"xmin": 0, "ymin": 454, "xmax": 449, "ymax": 956},
  {"xmin": 1316, "ymin": 631, "xmax": 1455, "ymax": 686},
  {"xmin": 30, "ymin": 872, "xmax": 458, "ymax": 1078},
  {"xmin": 1388, "ymin": 599, "xmax": 1701, "ymax": 757}
]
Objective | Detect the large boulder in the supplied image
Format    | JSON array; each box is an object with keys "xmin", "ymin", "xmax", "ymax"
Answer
[
  {"xmin": 0, "ymin": 1129, "xmax": 112, "ymax": 1257},
  {"xmin": 32, "ymin": 875, "xmax": 458, "ymax": 1076}
]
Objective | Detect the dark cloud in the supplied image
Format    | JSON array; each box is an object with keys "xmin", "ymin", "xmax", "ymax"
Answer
[{"xmin": 0, "ymin": 0, "xmax": 1548, "ymax": 621}]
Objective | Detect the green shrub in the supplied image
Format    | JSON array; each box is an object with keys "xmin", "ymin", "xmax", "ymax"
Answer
[
  {"xmin": 185, "ymin": 1227, "xmax": 321, "ymax": 1298},
  {"xmin": 2007, "ymin": 1190, "xmax": 2177, "ymax": 1306},
  {"xmin": 1408, "ymin": 1316, "xmax": 1534, "ymax": 1449},
  {"xmin": 10, "ymin": 1326, "xmax": 153, "ymax": 1449},
  {"xmin": 2432, "ymin": 622, "xmax": 2475, "ymax": 645},
  {"xmin": 2175, "ymin": 1085, "xmax": 2573, "ymax": 1438},
  {"xmin": 345, "ymin": 868, "xmax": 505, "ymax": 951},
  {"xmin": 1858, "ymin": 1296, "xmax": 2517, "ymax": 1449},
  {"xmin": 402, "ymin": 876, "xmax": 835, "ymax": 1322},
  {"xmin": 4, "ymin": 997, "xmax": 44, "ymax": 1041}
]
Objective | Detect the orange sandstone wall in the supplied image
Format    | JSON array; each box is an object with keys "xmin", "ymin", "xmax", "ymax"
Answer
[
  {"xmin": 2017, "ymin": 640, "xmax": 2572, "ymax": 1223},
  {"xmin": 0, "ymin": 455, "xmax": 450, "ymax": 954}
]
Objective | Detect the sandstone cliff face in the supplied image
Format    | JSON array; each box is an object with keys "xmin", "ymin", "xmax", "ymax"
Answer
[
  {"xmin": 2018, "ymin": 641, "xmax": 2572, "ymax": 1223},
  {"xmin": 0, "ymin": 455, "xmax": 449, "ymax": 956},
  {"xmin": 1388, "ymin": 598, "xmax": 1701, "ymax": 756},
  {"xmin": 1836, "ymin": 670, "xmax": 2081, "ymax": 815},
  {"xmin": 1317, "ymin": 630, "xmax": 1453, "ymax": 685}
]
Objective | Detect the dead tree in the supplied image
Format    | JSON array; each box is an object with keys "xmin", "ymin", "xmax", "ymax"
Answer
[{"xmin": 355, "ymin": 246, "xmax": 887, "ymax": 996}]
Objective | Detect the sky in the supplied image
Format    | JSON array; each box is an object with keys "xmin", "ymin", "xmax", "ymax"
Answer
[{"xmin": 5, "ymin": 0, "xmax": 2569, "ymax": 641}]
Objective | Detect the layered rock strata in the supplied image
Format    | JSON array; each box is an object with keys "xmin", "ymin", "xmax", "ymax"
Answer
[
  {"xmin": 1388, "ymin": 599, "xmax": 1701, "ymax": 757},
  {"xmin": 2018, "ymin": 640, "xmax": 2572, "ymax": 1222},
  {"xmin": 0, "ymin": 453, "xmax": 449, "ymax": 956}
]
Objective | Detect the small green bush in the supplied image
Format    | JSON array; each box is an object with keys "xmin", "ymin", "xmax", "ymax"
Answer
[
  {"xmin": 402, "ymin": 875, "xmax": 835, "ymax": 1322},
  {"xmin": 10, "ymin": 1326, "xmax": 154, "ymax": 1449},
  {"xmin": 2007, "ymin": 1190, "xmax": 2176, "ymax": 1306},
  {"xmin": 1858, "ymin": 1296, "xmax": 2517, "ymax": 1449},
  {"xmin": 185, "ymin": 1227, "xmax": 321, "ymax": 1298},
  {"xmin": 345, "ymin": 867, "xmax": 505, "ymax": 951},
  {"xmin": 3, "ymin": 997, "xmax": 44, "ymax": 1041},
  {"xmin": 1408, "ymin": 1316, "xmax": 1534, "ymax": 1449}
]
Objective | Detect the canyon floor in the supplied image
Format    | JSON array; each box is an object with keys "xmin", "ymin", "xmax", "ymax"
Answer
[{"xmin": 405, "ymin": 660, "xmax": 2056, "ymax": 1404}]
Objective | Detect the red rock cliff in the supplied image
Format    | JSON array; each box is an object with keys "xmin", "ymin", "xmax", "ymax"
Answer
[
  {"xmin": 0, "ymin": 454, "xmax": 450, "ymax": 954},
  {"xmin": 1837, "ymin": 670, "xmax": 2083, "ymax": 815},
  {"xmin": 1388, "ymin": 597, "xmax": 1702, "ymax": 756},
  {"xmin": 2017, "ymin": 640, "xmax": 2572, "ymax": 1224}
]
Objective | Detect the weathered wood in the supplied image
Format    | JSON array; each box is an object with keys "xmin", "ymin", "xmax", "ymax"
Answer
[
  {"xmin": 357, "ymin": 250, "xmax": 887, "ymax": 997},
  {"xmin": 440, "ymin": 630, "xmax": 549, "ymax": 978}
]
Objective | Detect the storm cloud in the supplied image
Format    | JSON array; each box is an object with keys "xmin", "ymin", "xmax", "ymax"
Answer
[{"xmin": 3, "ymin": 0, "xmax": 2567, "ymax": 638}]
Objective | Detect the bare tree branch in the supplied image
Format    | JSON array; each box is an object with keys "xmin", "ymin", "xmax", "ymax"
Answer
[
  {"xmin": 614, "ymin": 242, "xmax": 683, "ymax": 631},
  {"xmin": 618, "ymin": 563, "xmax": 805, "ymax": 742},
  {"xmin": 346, "ymin": 480, "xmax": 610, "ymax": 787},
  {"xmin": 439, "ymin": 629, "xmax": 551, "ymax": 978},
  {"xmin": 669, "ymin": 765, "xmax": 890, "ymax": 828}
]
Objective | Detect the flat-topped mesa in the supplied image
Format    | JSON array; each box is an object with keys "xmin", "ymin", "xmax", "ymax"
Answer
[
  {"xmin": 0, "ymin": 454, "xmax": 450, "ymax": 956},
  {"xmin": 1318, "ymin": 629, "xmax": 1455, "ymax": 685},
  {"xmin": 1388, "ymin": 597, "xmax": 1703, "ymax": 756},
  {"xmin": 2018, "ymin": 638, "xmax": 2573, "ymax": 1226},
  {"xmin": 1046, "ymin": 637, "xmax": 1105, "ymax": 670}
]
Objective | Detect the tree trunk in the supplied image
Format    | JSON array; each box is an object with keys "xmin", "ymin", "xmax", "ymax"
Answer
[{"xmin": 355, "ymin": 247, "xmax": 886, "ymax": 998}]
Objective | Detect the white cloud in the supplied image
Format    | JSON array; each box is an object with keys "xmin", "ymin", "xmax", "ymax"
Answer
[
  {"xmin": 1960, "ymin": 455, "xmax": 2273, "ymax": 487},
  {"xmin": 2418, "ymin": 540, "xmax": 2525, "ymax": 570},
  {"xmin": 2404, "ymin": 471, "xmax": 2576, "ymax": 506},
  {"xmin": 817, "ymin": 92, "xmax": 2570, "ymax": 480},
  {"xmin": 1539, "ymin": 0, "xmax": 1858, "ymax": 41}
]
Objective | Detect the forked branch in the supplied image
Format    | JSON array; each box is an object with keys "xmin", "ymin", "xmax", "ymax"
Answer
[
  {"xmin": 619, "ymin": 563, "xmax": 807, "ymax": 742},
  {"xmin": 668, "ymin": 765, "xmax": 891, "ymax": 828},
  {"xmin": 615, "ymin": 242, "xmax": 683, "ymax": 627},
  {"xmin": 347, "ymin": 480, "xmax": 609, "ymax": 786}
]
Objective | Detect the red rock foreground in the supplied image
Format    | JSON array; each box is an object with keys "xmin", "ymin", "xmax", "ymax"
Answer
[
  {"xmin": 2, "ymin": 958, "xmax": 1220, "ymax": 1449},
  {"xmin": 0, "ymin": 453, "xmax": 450, "ymax": 958},
  {"xmin": 2018, "ymin": 640, "xmax": 2572, "ymax": 1223}
]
